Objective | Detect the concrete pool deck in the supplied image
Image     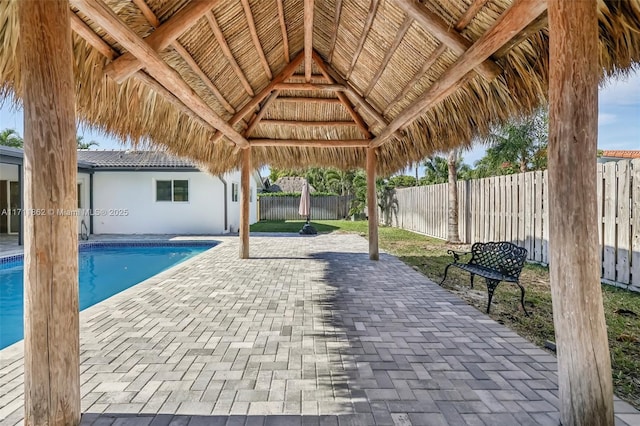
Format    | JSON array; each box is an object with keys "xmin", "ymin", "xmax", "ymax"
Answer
[{"xmin": 1, "ymin": 234, "xmax": 638, "ymax": 425}]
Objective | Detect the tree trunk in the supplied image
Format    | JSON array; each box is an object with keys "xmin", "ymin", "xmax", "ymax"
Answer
[
  {"xmin": 239, "ymin": 148, "xmax": 251, "ymax": 259},
  {"xmin": 20, "ymin": 1, "xmax": 80, "ymax": 424},
  {"xmin": 549, "ymin": 0, "xmax": 614, "ymax": 425},
  {"xmin": 447, "ymin": 149, "xmax": 461, "ymax": 243},
  {"xmin": 367, "ymin": 147, "xmax": 379, "ymax": 260}
]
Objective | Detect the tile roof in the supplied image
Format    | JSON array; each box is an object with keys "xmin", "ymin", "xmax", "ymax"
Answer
[
  {"xmin": 600, "ymin": 150, "xmax": 640, "ymax": 159},
  {"xmin": 76, "ymin": 150, "xmax": 198, "ymax": 169}
]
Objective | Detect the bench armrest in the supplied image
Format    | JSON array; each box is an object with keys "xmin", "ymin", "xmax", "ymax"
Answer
[{"xmin": 446, "ymin": 249, "xmax": 471, "ymax": 262}]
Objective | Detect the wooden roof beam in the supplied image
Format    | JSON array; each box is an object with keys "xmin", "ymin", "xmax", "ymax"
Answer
[
  {"xmin": 383, "ymin": 0, "xmax": 483, "ymax": 116},
  {"xmin": 327, "ymin": 0, "xmax": 343, "ymax": 63},
  {"xmin": 275, "ymin": 97, "xmax": 342, "ymax": 104},
  {"xmin": 346, "ymin": 0, "xmax": 380, "ymax": 80},
  {"xmin": 132, "ymin": 0, "xmax": 160, "ymax": 26},
  {"xmin": 364, "ymin": 15, "xmax": 413, "ymax": 97},
  {"xmin": 276, "ymin": 0, "xmax": 290, "ymax": 63},
  {"xmin": 312, "ymin": 53, "xmax": 371, "ymax": 138},
  {"xmin": 274, "ymin": 83, "xmax": 344, "ymax": 92},
  {"xmin": 455, "ymin": 0, "xmax": 489, "ymax": 31},
  {"xmin": 382, "ymin": 44, "xmax": 446, "ymax": 116},
  {"xmin": 250, "ymin": 139, "xmax": 370, "ymax": 148},
  {"xmin": 371, "ymin": 0, "xmax": 547, "ymax": 148},
  {"xmin": 210, "ymin": 51, "xmax": 305, "ymax": 144},
  {"xmin": 304, "ymin": 0, "xmax": 314, "ymax": 82},
  {"xmin": 244, "ymin": 90, "xmax": 280, "ymax": 137},
  {"xmin": 71, "ymin": 0, "xmax": 248, "ymax": 147},
  {"xmin": 205, "ymin": 12, "xmax": 255, "ymax": 96},
  {"xmin": 171, "ymin": 43, "xmax": 235, "ymax": 114},
  {"xmin": 103, "ymin": 0, "xmax": 219, "ymax": 83},
  {"xmin": 240, "ymin": 0, "xmax": 272, "ymax": 79},
  {"xmin": 395, "ymin": 0, "xmax": 502, "ymax": 81},
  {"xmin": 70, "ymin": 12, "xmax": 218, "ymax": 134},
  {"xmin": 312, "ymin": 51, "xmax": 396, "ymax": 138},
  {"xmin": 127, "ymin": 0, "xmax": 235, "ymax": 114},
  {"xmin": 260, "ymin": 120, "xmax": 359, "ymax": 126}
]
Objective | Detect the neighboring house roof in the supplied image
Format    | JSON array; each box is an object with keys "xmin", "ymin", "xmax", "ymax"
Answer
[
  {"xmin": 600, "ymin": 150, "xmax": 640, "ymax": 159},
  {"xmin": 76, "ymin": 150, "xmax": 198, "ymax": 170},
  {"xmin": 270, "ymin": 177, "xmax": 315, "ymax": 193},
  {"xmin": 1, "ymin": 146, "xmax": 94, "ymax": 169}
]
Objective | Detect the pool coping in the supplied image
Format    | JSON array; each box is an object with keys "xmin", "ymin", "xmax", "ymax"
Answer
[
  {"xmin": 0, "ymin": 238, "xmax": 222, "ymax": 264},
  {"xmin": 0, "ymin": 238, "xmax": 227, "ymax": 357}
]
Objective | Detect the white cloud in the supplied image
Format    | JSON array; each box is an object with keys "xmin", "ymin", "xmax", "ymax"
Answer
[
  {"xmin": 598, "ymin": 113, "xmax": 617, "ymax": 125},
  {"xmin": 599, "ymin": 71, "xmax": 640, "ymax": 107}
]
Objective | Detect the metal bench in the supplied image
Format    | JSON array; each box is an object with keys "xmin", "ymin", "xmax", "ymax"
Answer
[{"xmin": 440, "ymin": 242, "xmax": 529, "ymax": 315}]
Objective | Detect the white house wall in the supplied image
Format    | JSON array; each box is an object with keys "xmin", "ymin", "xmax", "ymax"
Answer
[{"xmin": 92, "ymin": 171, "xmax": 238, "ymax": 234}]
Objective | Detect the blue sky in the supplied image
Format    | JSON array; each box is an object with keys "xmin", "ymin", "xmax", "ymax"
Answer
[{"xmin": 1, "ymin": 70, "xmax": 638, "ymax": 168}]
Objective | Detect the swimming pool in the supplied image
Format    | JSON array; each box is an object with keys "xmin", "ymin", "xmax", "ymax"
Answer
[{"xmin": 0, "ymin": 242, "xmax": 217, "ymax": 349}]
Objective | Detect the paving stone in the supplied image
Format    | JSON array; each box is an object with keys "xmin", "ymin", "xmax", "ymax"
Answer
[{"xmin": 1, "ymin": 234, "xmax": 638, "ymax": 424}]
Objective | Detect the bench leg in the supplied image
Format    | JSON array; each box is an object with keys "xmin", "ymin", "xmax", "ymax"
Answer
[
  {"xmin": 516, "ymin": 281, "xmax": 529, "ymax": 316},
  {"xmin": 485, "ymin": 279, "xmax": 500, "ymax": 314},
  {"xmin": 440, "ymin": 264, "xmax": 453, "ymax": 286},
  {"xmin": 470, "ymin": 273, "xmax": 475, "ymax": 289}
]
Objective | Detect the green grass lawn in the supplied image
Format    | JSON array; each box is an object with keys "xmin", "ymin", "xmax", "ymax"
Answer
[{"xmin": 251, "ymin": 220, "xmax": 640, "ymax": 408}]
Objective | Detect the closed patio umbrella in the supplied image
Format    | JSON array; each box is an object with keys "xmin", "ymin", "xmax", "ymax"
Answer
[{"xmin": 299, "ymin": 180, "xmax": 317, "ymax": 234}]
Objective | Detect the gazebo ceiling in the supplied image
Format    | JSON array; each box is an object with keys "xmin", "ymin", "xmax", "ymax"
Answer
[{"xmin": 1, "ymin": 0, "xmax": 639, "ymax": 174}]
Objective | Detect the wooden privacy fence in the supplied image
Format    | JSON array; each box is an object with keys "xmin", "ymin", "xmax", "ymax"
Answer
[
  {"xmin": 392, "ymin": 159, "xmax": 640, "ymax": 292},
  {"xmin": 259, "ymin": 195, "xmax": 353, "ymax": 220}
]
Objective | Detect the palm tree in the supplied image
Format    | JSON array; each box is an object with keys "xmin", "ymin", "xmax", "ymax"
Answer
[
  {"xmin": 77, "ymin": 135, "xmax": 99, "ymax": 150},
  {"xmin": 0, "ymin": 128, "xmax": 23, "ymax": 148},
  {"xmin": 447, "ymin": 149, "xmax": 461, "ymax": 243},
  {"xmin": 477, "ymin": 108, "xmax": 548, "ymax": 174}
]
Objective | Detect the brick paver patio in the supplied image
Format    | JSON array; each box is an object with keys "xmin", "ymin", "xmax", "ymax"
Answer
[{"xmin": 1, "ymin": 234, "xmax": 638, "ymax": 425}]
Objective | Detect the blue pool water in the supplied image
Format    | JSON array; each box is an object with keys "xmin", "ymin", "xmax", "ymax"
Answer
[{"xmin": 0, "ymin": 243, "xmax": 215, "ymax": 349}]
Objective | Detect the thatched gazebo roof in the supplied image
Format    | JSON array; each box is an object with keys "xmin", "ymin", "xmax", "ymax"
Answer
[{"xmin": 1, "ymin": 0, "xmax": 639, "ymax": 175}]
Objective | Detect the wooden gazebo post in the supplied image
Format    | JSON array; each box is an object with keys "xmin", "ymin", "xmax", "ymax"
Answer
[
  {"xmin": 19, "ymin": 0, "xmax": 80, "ymax": 424},
  {"xmin": 367, "ymin": 147, "xmax": 379, "ymax": 260},
  {"xmin": 240, "ymin": 147, "xmax": 251, "ymax": 259},
  {"xmin": 548, "ymin": 0, "xmax": 614, "ymax": 424}
]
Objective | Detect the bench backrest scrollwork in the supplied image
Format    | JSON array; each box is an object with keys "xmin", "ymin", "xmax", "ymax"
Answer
[{"xmin": 468, "ymin": 242, "xmax": 528, "ymax": 280}]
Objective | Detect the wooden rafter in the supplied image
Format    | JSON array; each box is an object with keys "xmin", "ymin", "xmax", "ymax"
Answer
[
  {"xmin": 313, "ymin": 53, "xmax": 371, "ymax": 138},
  {"xmin": 210, "ymin": 51, "xmax": 304, "ymax": 144},
  {"xmin": 205, "ymin": 12, "xmax": 254, "ymax": 96},
  {"xmin": 304, "ymin": 0, "xmax": 314, "ymax": 82},
  {"xmin": 275, "ymin": 97, "xmax": 342, "ymax": 104},
  {"xmin": 70, "ymin": 0, "xmax": 248, "ymax": 147},
  {"xmin": 276, "ymin": 0, "xmax": 290, "ymax": 63},
  {"xmin": 171, "ymin": 43, "xmax": 235, "ymax": 114},
  {"xmin": 249, "ymin": 139, "xmax": 370, "ymax": 148},
  {"xmin": 126, "ymin": 0, "xmax": 235, "ymax": 114},
  {"xmin": 240, "ymin": 0, "xmax": 272, "ymax": 79},
  {"xmin": 494, "ymin": 11, "xmax": 548, "ymax": 58},
  {"xmin": 327, "ymin": 0, "xmax": 343, "ymax": 62},
  {"xmin": 132, "ymin": 0, "xmax": 160, "ymax": 26},
  {"xmin": 274, "ymin": 83, "xmax": 344, "ymax": 92},
  {"xmin": 396, "ymin": 0, "xmax": 501, "ymax": 81},
  {"xmin": 371, "ymin": 0, "xmax": 547, "ymax": 148},
  {"xmin": 382, "ymin": 44, "xmax": 446, "ymax": 116},
  {"xmin": 260, "ymin": 120, "xmax": 358, "ymax": 126},
  {"xmin": 244, "ymin": 90, "xmax": 280, "ymax": 136},
  {"xmin": 103, "ymin": 0, "xmax": 219, "ymax": 83},
  {"xmin": 70, "ymin": 12, "xmax": 217, "ymax": 133},
  {"xmin": 287, "ymin": 75, "xmax": 329, "ymax": 83},
  {"xmin": 70, "ymin": 12, "xmax": 116, "ymax": 60},
  {"xmin": 382, "ymin": 0, "xmax": 487, "ymax": 117},
  {"xmin": 363, "ymin": 15, "xmax": 413, "ymax": 97},
  {"xmin": 346, "ymin": 0, "xmax": 380, "ymax": 80},
  {"xmin": 455, "ymin": 0, "xmax": 489, "ymax": 31},
  {"xmin": 313, "ymin": 51, "xmax": 396, "ymax": 138}
]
